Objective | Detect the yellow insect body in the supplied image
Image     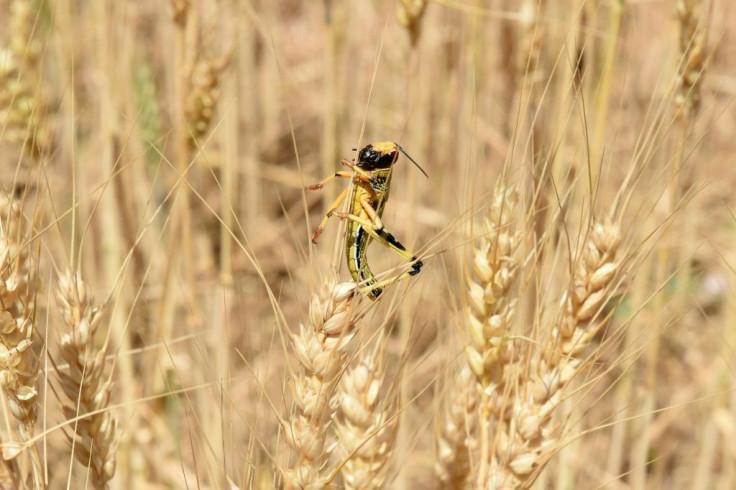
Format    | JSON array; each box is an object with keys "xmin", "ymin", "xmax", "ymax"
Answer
[{"xmin": 307, "ymin": 141, "xmax": 425, "ymax": 300}]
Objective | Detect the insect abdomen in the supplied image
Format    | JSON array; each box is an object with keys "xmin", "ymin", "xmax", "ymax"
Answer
[{"xmin": 346, "ymin": 225, "xmax": 382, "ymax": 300}]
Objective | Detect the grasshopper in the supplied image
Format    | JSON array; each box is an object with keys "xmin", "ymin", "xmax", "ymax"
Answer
[{"xmin": 306, "ymin": 141, "xmax": 427, "ymax": 300}]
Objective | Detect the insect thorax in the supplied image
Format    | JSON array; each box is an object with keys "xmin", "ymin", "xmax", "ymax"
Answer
[{"xmin": 370, "ymin": 174, "xmax": 391, "ymax": 194}]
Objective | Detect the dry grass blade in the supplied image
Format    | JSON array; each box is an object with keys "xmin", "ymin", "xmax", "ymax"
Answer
[
  {"xmin": 282, "ymin": 272, "xmax": 357, "ymax": 489},
  {"xmin": 55, "ymin": 271, "xmax": 117, "ymax": 489}
]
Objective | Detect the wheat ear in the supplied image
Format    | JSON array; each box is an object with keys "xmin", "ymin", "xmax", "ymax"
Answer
[
  {"xmin": 674, "ymin": 0, "xmax": 705, "ymax": 123},
  {"xmin": 518, "ymin": 0, "xmax": 548, "ymax": 85},
  {"xmin": 490, "ymin": 220, "xmax": 622, "ymax": 487},
  {"xmin": 336, "ymin": 344, "xmax": 398, "ymax": 490},
  {"xmin": 55, "ymin": 271, "xmax": 117, "ymax": 489},
  {"xmin": 282, "ymin": 273, "xmax": 357, "ymax": 489},
  {"xmin": 434, "ymin": 365, "xmax": 478, "ymax": 489},
  {"xmin": 183, "ymin": 55, "xmax": 229, "ymax": 148},
  {"xmin": 0, "ymin": 195, "xmax": 39, "ymax": 442},
  {"xmin": 397, "ymin": 0, "xmax": 428, "ymax": 46},
  {"xmin": 0, "ymin": 0, "xmax": 51, "ymax": 158},
  {"xmin": 463, "ymin": 184, "xmax": 522, "ymax": 487}
]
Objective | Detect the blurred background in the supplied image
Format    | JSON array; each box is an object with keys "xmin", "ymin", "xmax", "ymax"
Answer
[{"xmin": 1, "ymin": 0, "xmax": 735, "ymax": 488}]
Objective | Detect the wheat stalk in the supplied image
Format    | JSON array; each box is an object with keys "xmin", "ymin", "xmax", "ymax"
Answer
[
  {"xmin": 55, "ymin": 271, "xmax": 117, "ymax": 489},
  {"xmin": 282, "ymin": 273, "xmax": 357, "ymax": 489},
  {"xmin": 336, "ymin": 344, "xmax": 398, "ymax": 490}
]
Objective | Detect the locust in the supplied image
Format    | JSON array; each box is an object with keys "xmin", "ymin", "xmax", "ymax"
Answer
[{"xmin": 306, "ymin": 141, "xmax": 427, "ymax": 300}]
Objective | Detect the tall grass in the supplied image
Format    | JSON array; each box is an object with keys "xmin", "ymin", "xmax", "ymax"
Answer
[{"xmin": 0, "ymin": 0, "xmax": 732, "ymax": 488}]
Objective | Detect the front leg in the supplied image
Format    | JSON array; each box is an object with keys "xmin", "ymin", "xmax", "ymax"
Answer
[
  {"xmin": 304, "ymin": 171, "xmax": 352, "ymax": 191},
  {"xmin": 311, "ymin": 187, "xmax": 349, "ymax": 243},
  {"xmin": 340, "ymin": 159, "xmax": 373, "ymax": 183}
]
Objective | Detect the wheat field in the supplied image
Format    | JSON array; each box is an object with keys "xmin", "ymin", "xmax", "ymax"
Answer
[{"xmin": 0, "ymin": 0, "xmax": 734, "ymax": 488}]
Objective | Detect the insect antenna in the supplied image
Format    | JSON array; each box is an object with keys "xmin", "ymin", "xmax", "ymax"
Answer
[{"xmin": 397, "ymin": 144, "xmax": 429, "ymax": 178}]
